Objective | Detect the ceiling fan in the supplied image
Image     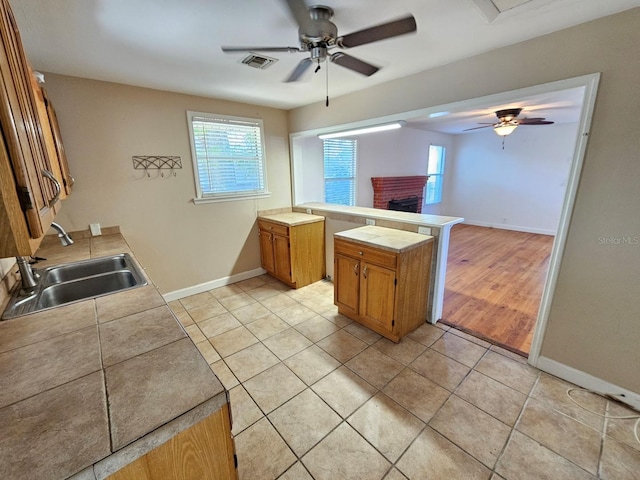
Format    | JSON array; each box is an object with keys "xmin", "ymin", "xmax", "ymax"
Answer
[
  {"xmin": 221, "ymin": 0, "xmax": 417, "ymax": 83},
  {"xmin": 465, "ymin": 108, "xmax": 554, "ymax": 136}
]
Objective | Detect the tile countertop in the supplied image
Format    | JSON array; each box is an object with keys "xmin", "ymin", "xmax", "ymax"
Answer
[
  {"xmin": 335, "ymin": 225, "xmax": 434, "ymax": 253},
  {"xmin": 258, "ymin": 211, "xmax": 325, "ymax": 226},
  {"xmin": 0, "ymin": 233, "xmax": 226, "ymax": 480},
  {"xmin": 295, "ymin": 202, "xmax": 464, "ymax": 228}
]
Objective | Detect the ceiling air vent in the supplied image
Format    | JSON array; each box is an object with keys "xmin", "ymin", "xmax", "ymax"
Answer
[{"xmin": 241, "ymin": 53, "xmax": 278, "ymax": 70}]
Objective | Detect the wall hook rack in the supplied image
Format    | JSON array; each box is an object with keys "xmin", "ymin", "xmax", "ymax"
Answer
[{"xmin": 133, "ymin": 156, "xmax": 182, "ymax": 177}]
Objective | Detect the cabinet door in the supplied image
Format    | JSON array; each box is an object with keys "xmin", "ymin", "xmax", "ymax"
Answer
[
  {"xmin": 29, "ymin": 69, "xmax": 66, "ymax": 204},
  {"xmin": 44, "ymin": 91, "xmax": 73, "ymax": 195},
  {"xmin": 273, "ymin": 233, "xmax": 292, "ymax": 282},
  {"xmin": 108, "ymin": 404, "xmax": 237, "ymax": 480},
  {"xmin": 259, "ymin": 230, "xmax": 275, "ymax": 274},
  {"xmin": 0, "ymin": 0, "xmax": 57, "ymax": 238},
  {"xmin": 360, "ymin": 262, "xmax": 396, "ymax": 333},
  {"xmin": 334, "ymin": 253, "xmax": 360, "ymax": 318}
]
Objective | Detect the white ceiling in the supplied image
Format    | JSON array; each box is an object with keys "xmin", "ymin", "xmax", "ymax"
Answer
[
  {"xmin": 12, "ymin": 0, "xmax": 640, "ymax": 111},
  {"xmin": 406, "ymin": 86, "xmax": 586, "ymax": 135}
]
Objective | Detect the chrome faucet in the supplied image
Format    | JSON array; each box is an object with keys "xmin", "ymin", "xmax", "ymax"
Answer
[
  {"xmin": 50, "ymin": 222, "xmax": 74, "ymax": 246},
  {"xmin": 16, "ymin": 222, "xmax": 73, "ymax": 294},
  {"xmin": 16, "ymin": 256, "xmax": 39, "ymax": 295}
]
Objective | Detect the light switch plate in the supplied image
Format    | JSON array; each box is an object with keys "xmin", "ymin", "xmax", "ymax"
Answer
[
  {"xmin": 89, "ymin": 223, "xmax": 102, "ymax": 236},
  {"xmin": 365, "ymin": 218, "xmax": 376, "ymax": 226},
  {"xmin": 418, "ymin": 226, "xmax": 431, "ymax": 235}
]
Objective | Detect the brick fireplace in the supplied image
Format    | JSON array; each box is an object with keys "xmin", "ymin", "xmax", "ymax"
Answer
[{"xmin": 371, "ymin": 176, "xmax": 428, "ymax": 213}]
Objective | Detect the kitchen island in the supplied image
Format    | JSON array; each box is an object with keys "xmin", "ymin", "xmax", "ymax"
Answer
[
  {"xmin": 292, "ymin": 202, "xmax": 464, "ymax": 323},
  {"xmin": 0, "ymin": 232, "xmax": 236, "ymax": 479}
]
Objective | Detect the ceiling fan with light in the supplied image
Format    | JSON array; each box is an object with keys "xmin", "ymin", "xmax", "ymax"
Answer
[
  {"xmin": 221, "ymin": 0, "xmax": 417, "ymax": 93},
  {"xmin": 465, "ymin": 108, "xmax": 555, "ymax": 136}
]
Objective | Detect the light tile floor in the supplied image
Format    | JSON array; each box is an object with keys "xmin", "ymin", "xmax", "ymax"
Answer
[{"xmin": 168, "ymin": 275, "xmax": 640, "ymax": 480}]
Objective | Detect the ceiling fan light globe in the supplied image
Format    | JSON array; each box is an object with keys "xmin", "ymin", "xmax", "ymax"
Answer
[{"xmin": 493, "ymin": 123, "xmax": 518, "ymax": 136}]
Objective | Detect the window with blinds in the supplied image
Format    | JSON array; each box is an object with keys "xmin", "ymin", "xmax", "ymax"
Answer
[
  {"xmin": 425, "ymin": 144, "xmax": 446, "ymax": 204},
  {"xmin": 187, "ymin": 111, "xmax": 268, "ymax": 202},
  {"xmin": 323, "ymin": 138, "xmax": 357, "ymax": 206}
]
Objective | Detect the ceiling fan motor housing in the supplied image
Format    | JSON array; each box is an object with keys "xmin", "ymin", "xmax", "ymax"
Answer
[
  {"xmin": 299, "ymin": 6, "xmax": 337, "ymax": 48},
  {"xmin": 495, "ymin": 108, "xmax": 523, "ymax": 122}
]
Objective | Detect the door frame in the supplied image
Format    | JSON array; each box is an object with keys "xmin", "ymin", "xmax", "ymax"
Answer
[{"xmin": 288, "ymin": 73, "xmax": 601, "ymax": 366}]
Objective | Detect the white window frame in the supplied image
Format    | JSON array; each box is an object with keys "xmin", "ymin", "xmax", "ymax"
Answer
[
  {"xmin": 187, "ymin": 111, "xmax": 270, "ymax": 204},
  {"xmin": 323, "ymin": 138, "xmax": 357, "ymax": 206},
  {"xmin": 425, "ymin": 144, "xmax": 446, "ymax": 205}
]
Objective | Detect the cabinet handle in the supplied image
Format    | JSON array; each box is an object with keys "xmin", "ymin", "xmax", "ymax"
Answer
[
  {"xmin": 363, "ymin": 266, "xmax": 368, "ymax": 279},
  {"xmin": 42, "ymin": 169, "xmax": 61, "ymax": 207},
  {"xmin": 358, "ymin": 251, "xmax": 363, "ymax": 255},
  {"xmin": 353, "ymin": 263, "xmax": 359, "ymax": 276}
]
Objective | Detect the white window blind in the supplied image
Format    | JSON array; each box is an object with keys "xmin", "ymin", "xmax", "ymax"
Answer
[
  {"xmin": 425, "ymin": 144, "xmax": 446, "ymax": 205},
  {"xmin": 187, "ymin": 111, "xmax": 268, "ymax": 202},
  {"xmin": 323, "ymin": 139, "xmax": 357, "ymax": 206}
]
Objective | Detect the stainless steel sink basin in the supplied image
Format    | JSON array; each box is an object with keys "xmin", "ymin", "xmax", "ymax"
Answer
[
  {"xmin": 43, "ymin": 255, "xmax": 130, "ymax": 285},
  {"xmin": 2, "ymin": 254, "xmax": 148, "ymax": 319}
]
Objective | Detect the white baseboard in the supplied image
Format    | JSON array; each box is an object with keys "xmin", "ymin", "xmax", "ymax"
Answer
[
  {"xmin": 463, "ymin": 220, "xmax": 555, "ymax": 236},
  {"xmin": 162, "ymin": 268, "xmax": 267, "ymax": 303},
  {"xmin": 536, "ymin": 356, "xmax": 640, "ymax": 412}
]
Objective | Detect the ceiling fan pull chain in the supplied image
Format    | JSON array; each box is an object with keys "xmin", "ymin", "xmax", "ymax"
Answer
[{"xmin": 326, "ymin": 58, "xmax": 330, "ymax": 107}]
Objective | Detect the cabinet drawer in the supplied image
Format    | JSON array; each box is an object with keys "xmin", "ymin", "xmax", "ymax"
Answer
[
  {"xmin": 258, "ymin": 220, "xmax": 289, "ymax": 237},
  {"xmin": 335, "ymin": 239, "xmax": 397, "ymax": 269}
]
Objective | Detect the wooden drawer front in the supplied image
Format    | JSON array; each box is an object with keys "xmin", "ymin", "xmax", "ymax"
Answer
[
  {"xmin": 335, "ymin": 239, "xmax": 397, "ymax": 269},
  {"xmin": 258, "ymin": 220, "xmax": 289, "ymax": 237}
]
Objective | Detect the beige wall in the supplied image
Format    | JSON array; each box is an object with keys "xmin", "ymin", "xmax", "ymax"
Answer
[
  {"xmin": 44, "ymin": 75, "xmax": 291, "ymax": 293},
  {"xmin": 289, "ymin": 9, "xmax": 640, "ymax": 393}
]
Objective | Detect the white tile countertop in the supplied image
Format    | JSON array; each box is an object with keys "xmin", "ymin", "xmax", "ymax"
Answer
[
  {"xmin": 335, "ymin": 225, "xmax": 434, "ymax": 253},
  {"xmin": 295, "ymin": 202, "xmax": 463, "ymax": 228},
  {"xmin": 258, "ymin": 212, "xmax": 325, "ymax": 226}
]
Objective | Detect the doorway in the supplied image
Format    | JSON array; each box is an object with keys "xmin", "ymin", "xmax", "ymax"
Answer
[
  {"xmin": 289, "ymin": 73, "xmax": 600, "ymax": 365},
  {"xmin": 442, "ymin": 224, "xmax": 553, "ymax": 355}
]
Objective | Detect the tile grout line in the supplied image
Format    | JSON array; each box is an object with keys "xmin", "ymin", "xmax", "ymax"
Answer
[
  {"xmin": 178, "ymin": 277, "xmax": 620, "ymax": 480},
  {"xmin": 491, "ymin": 370, "xmax": 541, "ymax": 476}
]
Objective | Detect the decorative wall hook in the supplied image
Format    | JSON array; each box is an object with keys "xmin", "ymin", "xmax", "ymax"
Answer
[{"xmin": 133, "ymin": 156, "xmax": 182, "ymax": 177}]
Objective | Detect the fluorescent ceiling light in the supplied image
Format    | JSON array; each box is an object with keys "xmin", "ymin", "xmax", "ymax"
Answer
[{"xmin": 318, "ymin": 121, "xmax": 406, "ymax": 139}]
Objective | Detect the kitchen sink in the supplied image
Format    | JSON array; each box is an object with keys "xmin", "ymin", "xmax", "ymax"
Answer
[
  {"xmin": 43, "ymin": 255, "xmax": 130, "ymax": 285},
  {"xmin": 1, "ymin": 254, "xmax": 148, "ymax": 319}
]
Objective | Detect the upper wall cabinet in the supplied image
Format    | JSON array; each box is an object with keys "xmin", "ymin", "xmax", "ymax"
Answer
[{"xmin": 0, "ymin": 0, "xmax": 71, "ymax": 257}]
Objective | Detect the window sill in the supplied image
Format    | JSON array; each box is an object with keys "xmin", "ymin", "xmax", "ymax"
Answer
[{"xmin": 193, "ymin": 192, "xmax": 272, "ymax": 205}]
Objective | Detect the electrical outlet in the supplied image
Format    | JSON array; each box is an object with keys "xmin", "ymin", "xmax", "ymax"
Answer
[
  {"xmin": 418, "ymin": 226, "xmax": 431, "ymax": 235},
  {"xmin": 89, "ymin": 223, "xmax": 102, "ymax": 236},
  {"xmin": 365, "ymin": 218, "xmax": 375, "ymax": 226},
  {"xmin": 306, "ymin": 208, "xmax": 312, "ymax": 214}
]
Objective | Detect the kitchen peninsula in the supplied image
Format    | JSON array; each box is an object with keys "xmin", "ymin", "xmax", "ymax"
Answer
[{"xmin": 292, "ymin": 203, "xmax": 464, "ymax": 323}]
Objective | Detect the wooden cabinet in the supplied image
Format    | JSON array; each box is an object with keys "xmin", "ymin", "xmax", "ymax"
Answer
[
  {"xmin": 258, "ymin": 213, "xmax": 325, "ymax": 289},
  {"xmin": 334, "ymin": 226, "xmax": 434, "ymax": 342},
  {"xmin": 0, "ymin": 0, "xmax": 71, "ymax": 257},
  {"xmin": 108, "ymin": 403, "xmax": 238, "ymax": 480}
]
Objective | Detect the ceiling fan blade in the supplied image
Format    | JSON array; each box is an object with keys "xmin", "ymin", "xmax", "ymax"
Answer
[
  {"xmin": 285, "ymin": 58, "xmax": 313, "ymax": 82},
  {"xmin": 222, "ymin": 46, "xmax": 300, "ymax": 53},
  {"xmin": 330, "ymin": 52, "xmax": 379, "ymax": 76},
  {"xmin": 338, "ymin": 15, "xmax": 417, "ymax": 49},
  {"xmin": 463, "ymin": 125, "xmax": 493, "ymax": 131},
  {"xmin": 519, "ymin": 119, "xmax": 554, "ymax": 125},
  {"xmin": 282, "ymin": 0, "xmax": 313, "ymax": 30}
]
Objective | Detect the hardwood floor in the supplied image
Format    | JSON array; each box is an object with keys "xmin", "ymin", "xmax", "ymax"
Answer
[{"xmin": 442, "ymin": 224, "xmax": 554, "ymax": 355}]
